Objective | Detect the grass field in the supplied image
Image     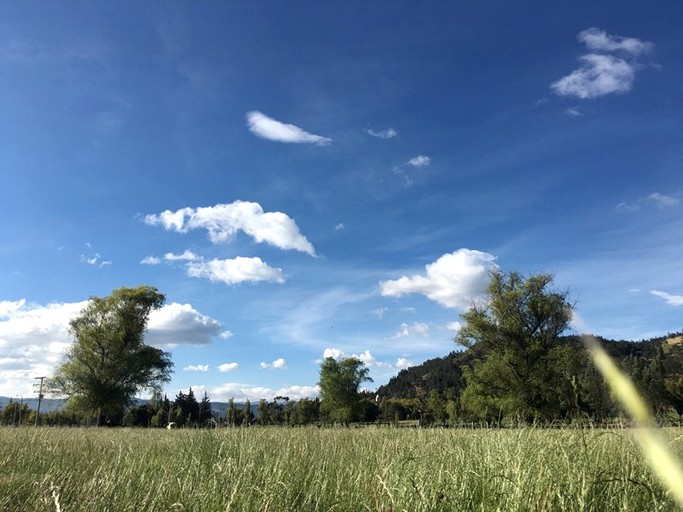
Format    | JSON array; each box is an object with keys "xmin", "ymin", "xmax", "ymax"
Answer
[{"xmin": 1, "ymin": 426, "xmax": 681, "ymax": 511}]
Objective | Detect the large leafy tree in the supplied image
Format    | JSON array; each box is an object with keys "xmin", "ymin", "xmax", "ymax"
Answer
[
  {"xmin": 48, "ymin": 286, "xmax": 173, "ymax": 425},
  {"xmin": 319, "ymin": 357, "xmax": 372, "ymax": 424},
  {"xmin": 457, "ymin": 272, "xmax": 575, "ymax": 422}
]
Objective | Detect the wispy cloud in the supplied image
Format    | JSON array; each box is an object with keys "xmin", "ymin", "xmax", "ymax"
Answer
[
  {"xmin": 650, "ymin": 290, "xmax": 683, "ymax": 306},
  {"xmin": 187, "ymin": 257, "xmax": 284, "ymax": 285},
  {"xmin": 616, "ymin": 192, "xmax": 679, "ymax": 212},
  {"xmin": 80, "ymin": 244, "xmax": 112, "ymax": 268},
  {"xmin": 218, "ymin": 363, "xmax": 239, "ymax": 372},
  {"xmin": 578, "ymin": 27, "xmax": 653, "ymax": 56},
  {"xmin": 392, "ymin": 155, "xmax": 431, "ymax": 186},
  {"xmin": 246, "ymin": 111, "xmax": 331, "ymax": 145},
  {"xmin": 141, "ymin": 256, "xmax": 161, "ymax": 265},
  {"xmin": 366, "ymin": 128, "xmax": 398, "ymax": 139},
  {"xmin": 260, "ymin": 358, "xmax": 287, "ymax": 369},
  {"xmin": 164, "ymin": 250, "xmax": 200, "ymax": 261},
  {"xmin": 145, "ymin": 201, "xmax": 316, "ymax": 256},
  {"xmin": 380, "ymin": 248, "xmax": 498, "ymax": 309},
  {"xmin": 552, "ymin": 28, "xmax": 653, "ymax": 99},
  {"xmin": 565, "ymin": 107, "xmax": 583, "ymax": 117}
]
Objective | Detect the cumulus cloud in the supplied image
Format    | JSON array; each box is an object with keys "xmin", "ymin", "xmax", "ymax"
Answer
[
  {"xmin": 163, "ymin": 250, "xmax": 200, "ymax": 261},
  {"xmin": 211, "ymin": 382, "xmax": 320, "ymax": 401},
  {"xmin": 380, "ymin": 249, "xmax": 498, "ymax": 309},
  {"xmin": 246, "ymin": 111, "xmax": 331, "ymax": 145},
  {"xmin": 406, "ymin": 155, "xmax": 431, "ymax": 168},
  {"xmin": 389, "ymin": 322, "xmax": 430, "ymax": 339},
  {"xmin": 187, "ymin": 257, "xmax": 284, "ymax": 285},
  {"xmin": 218, "ymin": 362, "xmax": 239, "ymax": 372},
  {"xmin": 616, "ymin": 192, "xmax": 679, "ymax": 212},
  {"xmin": 321, "ymin": 348, "xmax": 391, "ymax": 368},
  {"xmin": 322, "ymin": 348, "xmax": 345, "ymax": 361},
  {"xmin": 260, "ymin": 358, "xmax": 287, "ymax": 369},
  {"xmin": 551, "ymin": 28, "xmax": 653, "ymax": 100},
  {"xmin": 144, "ymin": 201, "xmax": 316, "ymax": 256},
  {"xmin": 395, "ymin": 358, "xmax": 414, "ymax": 370},
  {"xmin": 144, "ymin": 303, "xmax": 224, "ymax": 348},
  {"xmin": 650, "ymin": 290, "xmax": 683, "ymax": 306},
  {"xmin": 366, "ymin": 128, "xmax": 398, "ymax": 139},
  {"xmin": 445, "ymin": 321, "xmax": 463, "ymax": 332},
  {"xmin": 0, "ymin": 299, "xmax": 223, "ymax": 395},
  {"xmin": 184, "ymin": 364, "xmax": 209, "ymax": 372},
  {"xmin": 218, "ymin": 330, "xmax": 234, "ymax": 340}
]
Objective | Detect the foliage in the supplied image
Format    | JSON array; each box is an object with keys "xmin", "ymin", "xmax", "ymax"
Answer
[
  {"xmin": 457, "ymin": 272, "xmax": 574, "ymax": 422},
  {"xmin": 47, "ymin": 286, "xmax": 173, "ymax": 425},
  {"xmin": 319, "ymin": 357, "xmax": 372, "ymax": 423}
]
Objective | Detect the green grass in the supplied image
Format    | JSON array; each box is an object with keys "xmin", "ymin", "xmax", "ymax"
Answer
[{"xmin": 1, "ymin": 426, "xmax": 681, "ymax": 511}]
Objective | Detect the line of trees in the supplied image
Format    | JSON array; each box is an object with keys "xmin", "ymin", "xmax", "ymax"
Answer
[{"xmin": 29, "ymin": 277, "xmax": 683, "ymax": 428}]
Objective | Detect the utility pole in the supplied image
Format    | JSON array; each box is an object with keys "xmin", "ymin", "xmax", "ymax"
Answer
[{"xmin": 34, "ymin": 376, "xmax": 46, "ymax": 426}]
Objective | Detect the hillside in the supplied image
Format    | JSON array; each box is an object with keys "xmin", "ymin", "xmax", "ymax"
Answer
[{"xmin": 378, "ymin": 332, "xmax": 683, "ymax": 400}]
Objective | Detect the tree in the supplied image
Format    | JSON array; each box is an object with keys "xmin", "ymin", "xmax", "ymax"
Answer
[
  {"xmin": 48, "ymin": 286, "xmax": 173, "ymax": 426},
  {"xmin": 457, "ymin": 272, "xmax": 574, "ymax": 422},
  {"xmin": 319, "ymin": 357, "xmax": 372, "ymax": 424}
]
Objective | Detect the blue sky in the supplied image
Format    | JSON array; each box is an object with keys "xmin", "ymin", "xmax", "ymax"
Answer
[{"xmin": 1, "ymin": 1, "xmax": 682, "ymax": 401}]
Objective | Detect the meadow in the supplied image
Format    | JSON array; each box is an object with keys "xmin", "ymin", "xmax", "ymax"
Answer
[{"xmin": 1, "ymin": 426, "xmax": 681, "ymax": 512}]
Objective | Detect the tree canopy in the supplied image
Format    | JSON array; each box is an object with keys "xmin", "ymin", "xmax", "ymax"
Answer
[
  {"xmin": 457, "ymin": 272, "xmax": 575, "ymax": 421},
  {"xmin": 319, "ymin": 357, "xmax": 372, "ymax": 424},
  {"xmin": 48, "ymin": 286, "xmax": 173, "ymax": 425}
]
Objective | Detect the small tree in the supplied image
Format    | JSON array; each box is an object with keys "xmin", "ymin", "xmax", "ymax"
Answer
[
  {"xmin": 48, "ymin": 286, "xmax": 173, "ymax": 426},
  {"xmin": 319, "ymin": 357, "xmax": 372, "ymax": 424}
]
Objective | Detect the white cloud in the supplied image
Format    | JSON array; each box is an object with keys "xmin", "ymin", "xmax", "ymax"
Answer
[
  {"xmin": 320, "ymin": 348, "xmax": 392, "ymax": 369},
  {"xmin": 552, "ymin": 28, "xmax": 653, "ymax": 100},
  {"xmin": 322, "ymin": 348, "xmax": 345, "ymax": 361},
  {"xmin": 164, "ymin": 250, "xmax": 200, "ymax": 262},
  {"xmin": 395, "ymin": 358, "xmax": 414, "ymax": 370},
  {"xmin": 183, "ymin": 364, "xmax": 209, "ymax": 372},
  {"xmin": 81, "ymin": 252, "xmax": 111, "ymax": 268},
  {"xmin": 145, "ymin": 303, "xmax": 224, "ymax": 347},
  {"xmin": 145, "ymin": 201, "xmax": 316, "ymax": 256},
  {"xmin": 616, "ymin": 192, "xmax": 679, "ymax": 212},
  {"xmin": 390, "ymin": 322, "xmax": 430, "ymax": 339},
  {"xmin": 578, "ymin": 27, "xmax": 653, "ymax": 56},
  {"xmin": 211, "ymin": 383, "xmax": 320, "ymax": 402},
  {"xmin": 187, "ymin": 257, "xmax": 284, "ymax": 285},
  {"xmin": 0, "ymin": 299, "xmax": 224, "ymax": 396},
  {"xmin": 366, "ymin": 128, "xmax": 398, "ymax": 139},
  {"xmin": 380, "ymin": 249, "xmax": 498, "ymax": 309},
  {"xmin": 141, "ymin": 256, "xmax": 161, "ymax": 265},
  {"xmin": 650, "ymin": 290, "xmax": 683, "ymax": 306},
  {"xmin": 565, "ymin": 107, "xmax": 583, "ymax": 117},
  {"xmin": 246, "ymin": 111, "xmax": 331, "ymax": 145},
  {"xmin": 407, "ymin": 155, "xmax": 431, "ymax": 168},
  {"xmin": 371, "ymin": 307, "xmax": 388, "ymax": 319},
  {"xmin": 335, "ymin": 223, "xmax": 345, "ymax": 231},
  {"xmin": 218, "ymin": 330, "xmax": 234, "ymax": 340},
  {"xmin": 445, "ymin": 321, "xmax": 463, "ymax": 332},
  {"xmin": 218, "ymin": 363, "xmax": 240, "ymax": 372},
  {"xmin": 552, "ymin": 54, "xmax": 635, "ymax": 99},
  {"xmin": 260, "ymin": 358, "xmax": 287, "ymax": 369}
]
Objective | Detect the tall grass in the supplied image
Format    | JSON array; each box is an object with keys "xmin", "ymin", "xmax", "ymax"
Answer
[{"xmin": 1, "ymin": 426, "xmax": 681, "ymax": 511}]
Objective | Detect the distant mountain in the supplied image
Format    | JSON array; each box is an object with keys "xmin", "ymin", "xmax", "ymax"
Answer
[{"xmin": 0, "ymin": 396, "xmax": 239, "ymax": 418}]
